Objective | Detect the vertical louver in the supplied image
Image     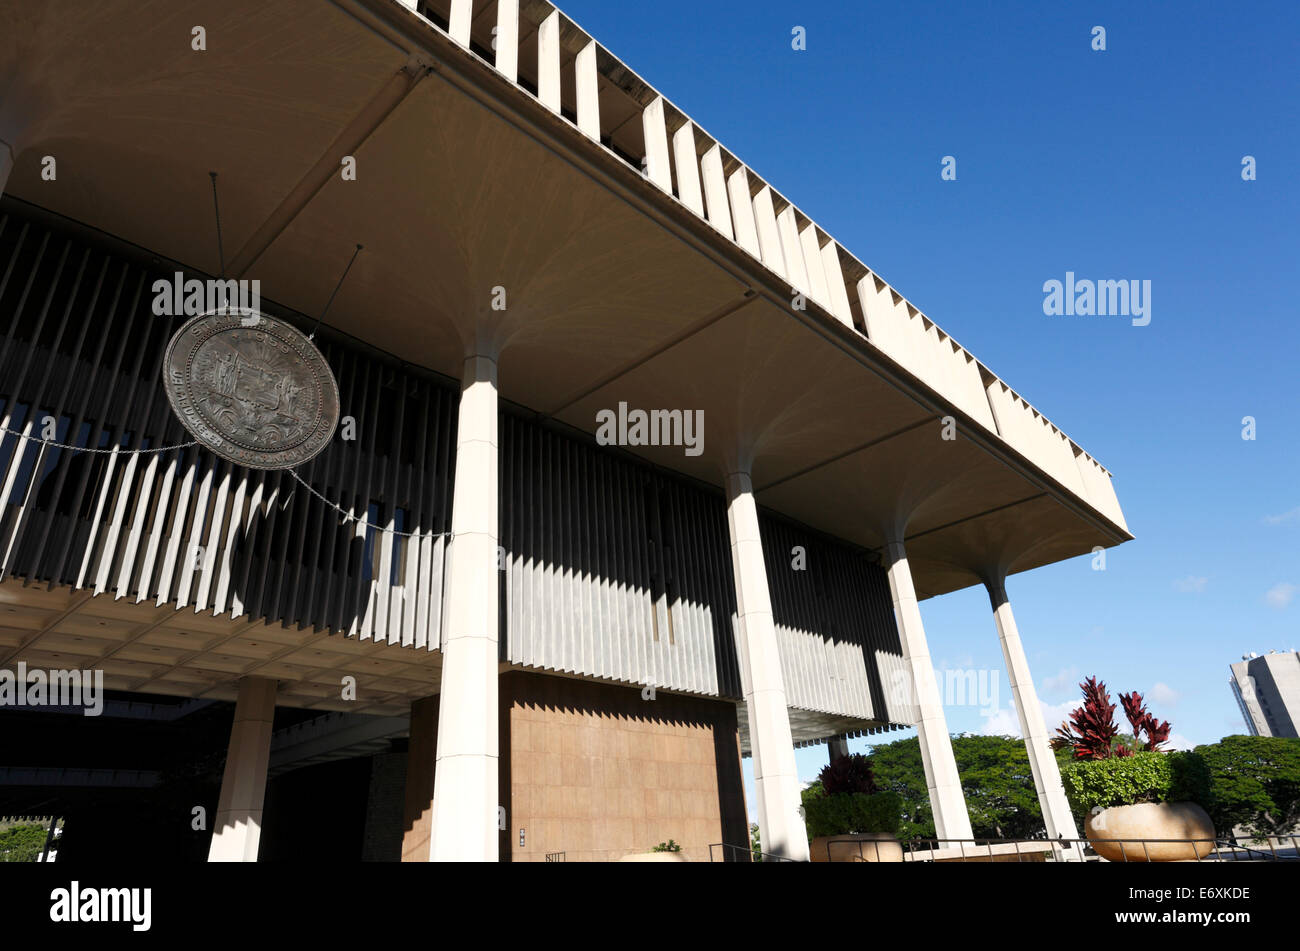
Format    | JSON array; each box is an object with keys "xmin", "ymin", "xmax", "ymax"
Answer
[
  {"xmin": 499, "ymin": 413, "xmax": 743, "ymax": 699},
  {"xmin": 0, "ymin": 202, "xmax": 906, "ymax": 727},
  {"xmin": 759, "ymin": 516, "xmax": 908, "ymax": 726},
  {"xmin": 0, "ymin": 209, "xmax": 457, "ymax": 647}
]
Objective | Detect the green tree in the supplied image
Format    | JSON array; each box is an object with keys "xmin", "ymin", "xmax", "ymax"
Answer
[
  {"xmin": 868, "ymin": 734, "xmax": 1047, "ymax": 840},
  {"xmin": 1194, "ymin": 735, "xmax": 1300, "ymax": 838},
  {"xmin": 0, "ymin": 823, "xmax": 49, "ymax": 863}
]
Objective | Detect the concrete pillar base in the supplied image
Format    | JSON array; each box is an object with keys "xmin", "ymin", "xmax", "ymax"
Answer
[
  {"xmin": 208, "ymin": 676, "xmax": 277, "ymax": 862},
  {"xmin": 986, "ymin": 579, "xmax": 1082, "ymax": 855},
  {"xmin": 884, "ymin": 539, "xmax": 974, "ymax": 842},
  {"xmin": 726, "ymin": 470, "xmax": 809, "ymax": 861},
  {"xmin": 428, "ymin": 353, "xmax": 500, "ymax": 861},
  {"xmin": 827, "ymin": 736, "xmax": 850, "ymax": 762}
]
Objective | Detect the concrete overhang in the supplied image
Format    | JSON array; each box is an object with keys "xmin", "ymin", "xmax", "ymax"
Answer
[{"xmin": 0, "ymin": 0, "xmax": 1131, "ymax": 601}]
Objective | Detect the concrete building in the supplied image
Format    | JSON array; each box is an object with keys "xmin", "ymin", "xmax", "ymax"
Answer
[
  {"xmin": 1230, "ymin": 651, "xmax": 1300, "ymax": 738},
  {"xmin": 0, "ymin": 0, "xmax": 1130, "ymax": 861}
]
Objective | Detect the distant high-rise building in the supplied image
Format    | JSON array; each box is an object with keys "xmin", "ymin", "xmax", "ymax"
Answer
[{"xmin": 1229, "ymin": 651, "xmax": 1300, "ymax": 738}]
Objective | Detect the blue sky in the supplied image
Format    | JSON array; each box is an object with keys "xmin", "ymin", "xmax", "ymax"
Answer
[{"xmin": 557, "ymin": 0, "xmax": 1300, "ymax": 786}]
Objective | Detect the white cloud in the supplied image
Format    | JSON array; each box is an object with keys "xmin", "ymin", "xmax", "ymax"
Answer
[
  {"xmin": 1039, "ymin": 699, "xmax": 1078, "ymax": 733},
  {"xmin": 1151, "ymin": 682, "xmax": 1180, "ymax": 707},
  {"xmin": 1264, "ymin": 506, "xmax": 1300, "ymax": 526},
  {"xmin": 1042, "ymin": 666, "xmax": 1079, "ymax": 696},
  {"xmin": 979, "ymin": 698, "xmax": 1076, "ymax": 739},
  {"xmin": 981, "ymin": 707, "xmax": 1020, "ymax": 736},
  {"xmin": 1173, "ymin": 576, "xmax": 1208, "ymax": 594},
  {"xmin": 1265, "ymin": 582, "xmax": 1297, "ymax": 609}
]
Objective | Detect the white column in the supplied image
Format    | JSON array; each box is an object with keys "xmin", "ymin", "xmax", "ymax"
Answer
[
  {"xmin": 883, "ymin": 539, "xmax": 973, "ymax": 841},
  {"xmin": 751, "ymin": 187, "xmax": 787, "ymax": 279},
  {"xmin": 429, "ymin": 354, "xmax": 499, "ymax": 861},
  {"xmin": 642, "ymin": 96, "xmax": 672, "ymax": 194},
  {"xmin": 819, "ymin": 240, "xmax": 856, "ymax": 330},
  {"xmin": 726, "ymin": 168, "xmax": 761, "ymax": 259},
  {"xmin": 671, "ymin": 120, "xmax": 704, "ymax": 217},
  {"xmin": 699, "ymin": 146, "xmax": 734, "ymax": 241},
  {"xmin": 448, "ymin": 0, "xmax": 472, "ymax": 48},
  {"xmin": 208, "ymin": 676, "xmax": 277, "ymax": 862},
  {"xmin": 575, "ymin": 41, "xmax": 601, "ymax": 142},
  {"xmin": 776, "ymin": 205, "xmax": 810, "ymax": 294},
  {"xmin": 987, "ymin": 578, "xmax": 1081, "ymax": 846},
  {"xmin": 726, "ymin": 470, "xmax": 809, "ymax": 861},
  {"xmin": 537, "ymin": 11, "xmax": 561, "ymax": 115},
  {"xmin": 494, "ymin": 0, "xmax": 519, "ymax": 83}
]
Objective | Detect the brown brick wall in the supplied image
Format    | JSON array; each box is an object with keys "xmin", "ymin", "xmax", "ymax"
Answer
[{"xmin": 501, "ymin": 670, "xmax": 748, "ymax": 862}]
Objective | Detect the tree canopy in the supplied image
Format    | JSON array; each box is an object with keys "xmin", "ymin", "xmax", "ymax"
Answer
[
  {"xmin": 861, "ymin": 733, "xmax": 1300, "ymax": 841},
  {"xmin": 1193, "ymin": 735, "xmax": 1300, "ymax": 837}
]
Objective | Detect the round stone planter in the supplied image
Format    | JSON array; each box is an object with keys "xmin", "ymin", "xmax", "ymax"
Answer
[
  {"xmin": 1084, "ymin": 802, "xmax": 1216, "ymax": 862},
  {"xmin": 618, "ymin": 851, "xmax": 688, "ymax": 862},
  {"xmin": 809, "ymin": 833, "xmax": 904, "ymax": 863}
]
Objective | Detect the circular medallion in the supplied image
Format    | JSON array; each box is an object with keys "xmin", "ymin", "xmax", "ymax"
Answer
[{"xmin": 162, "ymin": 310, "xmax": 339, "ymax": 470}]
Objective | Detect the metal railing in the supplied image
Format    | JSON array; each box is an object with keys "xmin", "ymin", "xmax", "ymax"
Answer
[
  {"xmin": 815, "ymin": 835, "xmax": 1300, "ymax": 863},
  {"xmin": 707, "ymin": 842, "xmax": 796, "ymax": 863},
  {"xmin": 549, "ymin": 834, "xmax": 1299, "ymax": 863}
]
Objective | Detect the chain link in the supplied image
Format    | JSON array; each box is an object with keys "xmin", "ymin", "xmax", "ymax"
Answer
[
  {"xmin": 284, "ymin": 469, "xmax": 448, "ymax": 539},
  {"xmin": 0, "ymin": 424, "xmax": 196, "ymax": 454},
  {"xmin": 0, "ymin": 424, "xmax": 449, "ymax": 539}
]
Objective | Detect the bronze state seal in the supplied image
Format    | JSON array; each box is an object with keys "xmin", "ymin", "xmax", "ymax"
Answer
[{"xmin": 162, "ymin": 311, "xmax": 339, "ymax": 469}]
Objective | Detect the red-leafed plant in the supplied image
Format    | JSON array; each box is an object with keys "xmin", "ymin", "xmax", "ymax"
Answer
[
  {"xmin": 1056, "ymin": 677, "xmax": 1122, "ymax": 760},
  {"xmin": 817, "ymin": 752, "xmax": 878, "ymax": 796},
  {"xmin": 1056, "ymin": 677, "xmax": 1173, "ymax": 760},
  {"xmin": 1119, "ymin": 690, "xmax": 1171, "ymax": 752}
]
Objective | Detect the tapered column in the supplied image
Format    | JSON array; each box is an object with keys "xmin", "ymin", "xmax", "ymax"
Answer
[
  {"xmin": 208, "ymin": 676, "xmax": 277, "ymax": 862},
  {"xmin": 429, "ymin": 354, "xmax": 500, "ymax": 861},
  {"xmin": 986, "ymin": 578, "xmax": 1081, "ymax": 846},
  {"xmin": 827, "ymin": 736, "xmax": 850, "ymax": 762},
  {"xmin": 726, "ymin": 470, "xmax": 809, "ymax": 861},
  {"xmin": 883, "ymin": 539, "xmax": 973, "ymax": 841}
]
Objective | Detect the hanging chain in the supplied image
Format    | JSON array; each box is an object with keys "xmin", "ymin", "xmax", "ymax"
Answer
[
  {"xmin": 0, "ymin": 425, "xmax": 196, "ymax": 454},
  {"xmin": 0, "ymin": 426, "xmax": 448, "ymax": 539}
]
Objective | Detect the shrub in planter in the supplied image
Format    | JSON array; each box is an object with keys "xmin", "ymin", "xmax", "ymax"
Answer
[
  {"xmin": 803, "ymin": 790, "xmax": 904, "ymax": 862},
  {"xmin": 803, "ymin": 755, "xmax": 904, "ymax": 862},
  {"xmin": 1056, "ymin": 677, "xmax": 1215, "ymax": 861},
  {"xmin": 803, "ymin": 788, "xmax": 903, "ymax": 839},
  {"xmin": 1060, "ymin": 750, "xmax": 1210, "ymax": 813}
]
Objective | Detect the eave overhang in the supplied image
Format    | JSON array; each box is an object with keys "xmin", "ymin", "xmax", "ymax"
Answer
[{"xmin": 0, "ymin": 0, "xmax": 1132, "ymax": 601}]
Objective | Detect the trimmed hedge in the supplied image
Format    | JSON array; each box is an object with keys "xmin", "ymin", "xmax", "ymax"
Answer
[
  {"xmin": 1060, "ymin": 750, "xmax": 1212, "ymax": 812},
  {"xmin": 0, "ymin": 823, "xmax": 48, "ymax": 863},
  {"xmin": 801, "ymin": 789, "xmax": 903, "ymax": 838}
]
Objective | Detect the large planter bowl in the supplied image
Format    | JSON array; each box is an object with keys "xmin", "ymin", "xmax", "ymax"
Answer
[
  {"xmin": 1084, "ymin": 802, "xmax": 1215, "ymax": 862},
  {"xmin": 618, "ymin": 851, "xmax": 688, "ymax": 862},
  {"xmin": 810, "ymin": 833, "xmax": 903, "ymax": 863}
]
